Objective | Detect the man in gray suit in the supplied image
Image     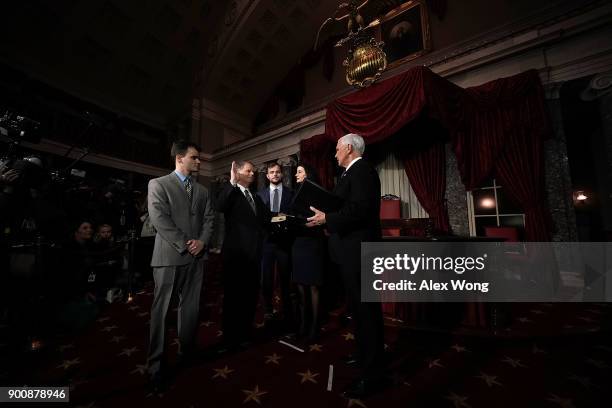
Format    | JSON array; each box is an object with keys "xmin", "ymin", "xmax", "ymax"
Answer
[{"xmin": 146, "ymin": 140, "xmax": 214, "ymax": 393}]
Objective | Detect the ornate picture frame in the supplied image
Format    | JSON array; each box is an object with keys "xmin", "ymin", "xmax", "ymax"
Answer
[{"xmin": 372, "ymin": 0, "xmax": 431, "ymax": 68}]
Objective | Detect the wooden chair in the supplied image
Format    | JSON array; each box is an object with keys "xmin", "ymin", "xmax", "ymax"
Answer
[
  {"xmin": 380, "ymin": 199, "xmax": 401, "ymax": 236},
  {"xmin": 484, "ymin": 226, "xmax": 519, "ymax": 242}
]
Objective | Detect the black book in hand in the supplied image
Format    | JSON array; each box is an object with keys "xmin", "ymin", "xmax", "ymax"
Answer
[{"xmin": 290, "ymin": 179, "xmax": 343, "ymax": 219}]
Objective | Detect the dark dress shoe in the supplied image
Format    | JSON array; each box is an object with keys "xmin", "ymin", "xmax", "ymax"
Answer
[{"xmin": 341, "ymin": 376, "xmax": 390, "ymax": 399}]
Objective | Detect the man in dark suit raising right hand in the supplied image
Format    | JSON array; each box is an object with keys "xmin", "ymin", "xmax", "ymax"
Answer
[{"xmin": 216, "ymin": 160, "xmax": 270, "ymax": 349}]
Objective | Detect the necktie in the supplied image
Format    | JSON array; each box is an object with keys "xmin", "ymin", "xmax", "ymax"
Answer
[
  {"xmin": 244, "ymin": 189, "xmax": 256, "ymax": 214},
  {"xmin": 272, "ymin": 188, "xmax": 280, "ymax": 213},
  {"xmin": 185, "ymin": 177, "xmax": 193, "ymax": 201}
]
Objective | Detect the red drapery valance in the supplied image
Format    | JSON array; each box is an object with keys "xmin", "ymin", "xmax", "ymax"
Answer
[{"xmin": 300, "ymin": 66, "xmax": 552, "ymax": 240}]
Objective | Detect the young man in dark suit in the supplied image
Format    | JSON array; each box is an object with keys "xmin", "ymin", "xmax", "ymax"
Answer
[
  {"xmin": 146, "ymin": 140, "xmax": 214, "ymax": 393},
  {"xmin": 256, "ymin": 162, "xmax": 295, "ymax": 327},
  {"xmin": 216, "ymin": 160, "xmax": 271, "ymax": 349},
  {"xmin": 307, "ymin": 133, "xmax": 386, "ymax": 398}
]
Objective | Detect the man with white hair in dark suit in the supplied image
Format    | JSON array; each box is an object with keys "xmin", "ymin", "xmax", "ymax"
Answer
[{"xmin": 307, "ymin": 133, "xmax": 386, "ymax": 398}]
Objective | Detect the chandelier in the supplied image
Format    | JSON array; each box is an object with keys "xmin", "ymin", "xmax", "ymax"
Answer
[{"xmin": 315, "ymin": 1, "xmax": 387, "ymax": 88}]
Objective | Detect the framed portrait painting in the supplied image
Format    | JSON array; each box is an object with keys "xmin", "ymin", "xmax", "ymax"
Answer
[{"xmin": 375, "ymin": 0, "xmax": 431, "ymax": 67}]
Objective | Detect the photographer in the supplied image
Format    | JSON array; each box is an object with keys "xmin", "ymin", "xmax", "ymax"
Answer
[{"xmin": 92, "ymin": 223, "xmax": 122, "ymax": 300}]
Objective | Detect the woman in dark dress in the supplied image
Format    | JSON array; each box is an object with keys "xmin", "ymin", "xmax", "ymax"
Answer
[{"xmin": 291, "ymin": 163, "xmax": 325, "ymax": 342}]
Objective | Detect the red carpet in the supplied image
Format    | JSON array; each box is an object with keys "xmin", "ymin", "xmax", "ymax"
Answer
[{"xmin": 3, "ymin": 257, "xmax": 611, "ymax": 408}]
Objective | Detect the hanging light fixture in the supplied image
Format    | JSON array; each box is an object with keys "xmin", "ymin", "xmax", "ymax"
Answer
[{"xmin": 315, "ymin": 1, "xmax": 387, "ymax": 88}]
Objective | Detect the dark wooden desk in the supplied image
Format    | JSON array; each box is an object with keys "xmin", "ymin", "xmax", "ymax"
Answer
[{"xmin": 378, "ymin": 233, "xmax": 505, "ymax": 331}]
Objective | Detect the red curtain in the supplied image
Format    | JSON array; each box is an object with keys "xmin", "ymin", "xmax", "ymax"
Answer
[
  {"xmin": 455, "ymin": 69, "xmax": 553, "ymax": 240},
  {"xmin": 402, "ymin": 142, "xmax": 450, "ymax": 232},
  {"xmin": 495, "ymin": 130, "xmax": 552, "ymax": 241},
  {"xmin": 453, "ymin": 68, "xmax": 552, "ymax": 190},
  {"xmin": 299, "ymin": 134, "xmax": 335, "ymax": 190},
  {"xmin": 299, "ymin": 66, "xmax": 553, "ymax": 240}
]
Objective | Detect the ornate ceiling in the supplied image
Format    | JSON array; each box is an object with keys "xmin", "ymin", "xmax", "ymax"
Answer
[
  {"xmin": 0, "ymin": 0, "xmax": 408, "ymax": 127},
  {"xmin": 199, "ymin": 0, "xmax": 407, "ymax": 120}
]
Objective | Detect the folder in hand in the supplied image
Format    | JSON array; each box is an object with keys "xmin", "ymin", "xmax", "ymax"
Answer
[{"xmin": 291, "ymin": 178, "xmax": 344, "ymax": 217}]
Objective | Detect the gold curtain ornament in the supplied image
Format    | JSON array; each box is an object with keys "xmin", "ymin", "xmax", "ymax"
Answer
[{"xmin": 343, "ymin": 37, "xmax": 387, "ymax": 88}]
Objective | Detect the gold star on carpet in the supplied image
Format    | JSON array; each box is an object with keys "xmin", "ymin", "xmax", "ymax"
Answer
[
  {"xmin": 57, "ymin": 358, "xmax": 80, "ymax": 370},
  {"xmin": 446, "ymin": 392, "xmax": 471, "ymax": 408},
  {"xmin": 118, "ymin": 346, "xmax": 139, "ymax": 357},
  {"xmin": 255, "ymin": 322, "xmax": 265, "ymax": 329},
  {"xmin": 347, "ymin": 399, "xmax": 368, "ymax": 407},
  {"xmin": 213, "ymin": 365, "xmax": 234, "ymax": 379},
  {"xmin": 342, "ymin": 332, "xmax": 355, "ymax": 341},
  {"xmin": 216, "ymin": 330, "xmax": 223, "ymax": 337},
  {"xmin": 475, "ymin": 372, "xmax": 502, "ymax": 387},
  {"xmin": 242, "ymin": 385, "xmax": 267, "ymax": 404},
  {"xmin": 502, "ymin": 356, "xmax": 526, "ymax": 368},
  {"xmin": 428, "ymin": 358, "xmax": 444, "ymax": 369},
  {"xmin": 297, "ymin": 369, "xmax": 319, "ymax": 384},
  {"xmin": 265, "ymin": 353, "xmax": 282, "ymax": 365},
  {"xmin": 101, "ymin": 325, "xmax": 118, "ymax": 332},
  {"xmin": 110, "ymin": 335, "xmax": 126, "ymax": 343},
  {"xmin": 130, "ymin": 364, "xmax": 148, "ymax": 375},
  {"xmin": 309, "ymin": 344, "xmax": 322, "ymax": 352},
  {"xmin": 517, "ymin": 317, "xmax": 532, "ymax": 323},
  {"xmin": 547, "ymin": 393, "xmax": 575, "ymax": 408},
  {"xmin": 451, "ymin": 344, "xmax": 467, "ymax": 353},
  {"xmin": 200, "ymin": 321, "xmax": 214, "ymax": 327},
  {"xmin": 59, "ymin": 343, "xmax": 75, "ymax": 352}
]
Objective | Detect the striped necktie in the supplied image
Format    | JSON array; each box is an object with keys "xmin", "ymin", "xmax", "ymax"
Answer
[
  {"xmin": 244, "ymin": 189, "xmax": 256, "ymax": 214},
  {"xmin": 185, "ymin": 177, "xmax": 193, "ymax": 201}
]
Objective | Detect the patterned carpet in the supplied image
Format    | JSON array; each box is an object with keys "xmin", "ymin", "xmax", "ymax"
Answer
[{"xmin": 2, "ymin": 257, "xmax": 611, "ymax": 408}]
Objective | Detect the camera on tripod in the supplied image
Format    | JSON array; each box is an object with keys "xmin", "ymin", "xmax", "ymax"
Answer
[
  {"xmin": 0, "ymin": 110, "xmax": 47, "ymax": 189},
  {"xmin": 0, "ymin": 110, "xmax": 41, "ymax": 143}
]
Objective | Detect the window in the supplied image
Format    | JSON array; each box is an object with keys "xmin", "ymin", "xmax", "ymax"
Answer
[{"xmin": 467, "ymin": 178, "xmax": 525, "ymax": 237}]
